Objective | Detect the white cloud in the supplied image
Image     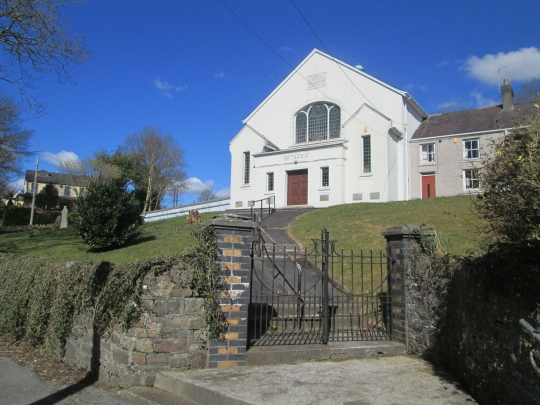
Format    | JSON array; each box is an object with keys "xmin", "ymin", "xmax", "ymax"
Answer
[
  {"xmin": 215, "ymin": 188, "xmax": 230, "ymax": 198},
  {"xmin": 154, "ymin": 78, "xmax": 186, "ymax": 98},
  {"xmin": 10, "ymin": 177, "xmax": 24, "ymax": 191},
  {"xmin": 463, "ymin": 47, "xmax": 540, "ymax": 85},
  {"xmin": 470, "ymin": 91, "xmax": 497, "ymax": 108},
  {"xmin": 214, "ymin": 71, "xmax": 225, "ymax": 79},
  {"xmin": 183, "ymin": 177, "xmax": 215, "ymax": 194},
  {"xmin": 42, "ymin": 150, "xmax": 80, "ymax": 166}
]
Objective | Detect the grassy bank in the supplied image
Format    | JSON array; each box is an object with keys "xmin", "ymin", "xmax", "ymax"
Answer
[
  {"xmin": 289, "ymin": 195, "xmax": 485, "ymax": 256},
  {"xmin": 0, "ymin": 212, "xmax": 222, "ymax": 264}
]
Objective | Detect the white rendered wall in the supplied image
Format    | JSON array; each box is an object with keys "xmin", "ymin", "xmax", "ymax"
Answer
[
  {"xmin": 230, "ymin": 49, "xmax": 425, "ymax": 208},
  {"xmin": 143, "ymin": 198, "xmax": 230, "ymax": 222}
]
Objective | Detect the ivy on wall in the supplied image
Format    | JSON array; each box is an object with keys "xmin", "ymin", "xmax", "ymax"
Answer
[{"xmin": 0, "ymin": 224, "xmax": 227, "ymax": 353}]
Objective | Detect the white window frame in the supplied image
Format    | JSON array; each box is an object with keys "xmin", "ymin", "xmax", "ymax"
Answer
[
  {"xmin": 463, "ymin": 169, "xmax": 480, "ymax": 191},
  {"xmin": 295, "ymin": 102, "xmax": 341, "ymax": 144},
  {"xmin": 321, "ymin": 167, "xmax": 329, "ymax": 188},
  {"xmin": 463, "ymin": 139, "xmax": 480, "ymax": 160},
  {"xmin": 362, "ymin": 135, "xmax": 371, "ymax": 174},
  {"xmin": 420, "ymin": 143, "xmax": 435, "ymax": 164},
  {"xmin": 243, "ymin": 152, "xmax": 250, "ymax": 185},
  {"xmin": 267, "ymin": 172, "xmax": 274, "ymax": 192}
]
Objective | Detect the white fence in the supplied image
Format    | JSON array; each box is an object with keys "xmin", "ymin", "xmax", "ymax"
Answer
[{"xmin": 143, "ymin": 197, "xmax": 230, "ymax": 222}]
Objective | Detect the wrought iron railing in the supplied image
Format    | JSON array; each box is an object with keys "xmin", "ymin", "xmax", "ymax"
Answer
[{"xmin": 249, "ymin": 229, "xmax": 391, "ymax": 346}]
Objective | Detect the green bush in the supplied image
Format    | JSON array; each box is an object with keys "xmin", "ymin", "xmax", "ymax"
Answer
[
  {"xmin": 67, "ymin": 211, "xmax": 79, "ymax": 225},
  {"xmin": 3, "ymin": 206, "xmax": 63, "ymax": 227},
  {"xmin": 74, "ymin": 177, "xmax": 143, "ymax": 249},
  {"xmin": 3, "ymin": 206, "xmax": 31, "ymax": 226},
  {"xmin": 475, "ymin": 114, "xmax": 540, "ymax": 244},
  {"xmin": 34, "ymin": 211, "xmax": 61, "ymax": 225}
]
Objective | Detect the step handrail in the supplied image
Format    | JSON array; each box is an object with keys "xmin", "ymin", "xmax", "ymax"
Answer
[{"xmin": 249, "ymin": 196, "xmax": 275, "ymax": 224}]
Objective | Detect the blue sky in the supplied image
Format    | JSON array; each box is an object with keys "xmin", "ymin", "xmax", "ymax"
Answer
[{"xmin": 9, "ymin": 0, "xmax": 540, "ymax": 205}]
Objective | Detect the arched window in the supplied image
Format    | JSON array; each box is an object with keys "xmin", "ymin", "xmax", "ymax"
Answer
[{"xmin": 295, "ymin": 103, "xmax": 340, "ymax": 143}]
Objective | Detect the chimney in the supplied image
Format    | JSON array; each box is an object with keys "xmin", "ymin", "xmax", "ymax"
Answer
[{"xmin": 501, "ymin": 78, "xmax": 514, "ymax": 110}]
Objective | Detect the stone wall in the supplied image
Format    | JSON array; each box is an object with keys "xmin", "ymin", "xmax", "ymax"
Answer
[
  {"xmin": 401, "ymin": 245, "xmax": 540, "ymax": 405},
  {"xmin": 64, "ymin": 266, "xmax": 207, "ymax": 387}
]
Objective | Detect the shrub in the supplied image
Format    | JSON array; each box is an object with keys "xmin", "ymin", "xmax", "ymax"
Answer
[
  {"xmin": 74, "ymin": 177, "xmax": 143, "ymax": 249},
  {"xmin": 67, "ymin": 211, "xmax": 79, "ymax": 225},
  {"xmin": 3, "ymin": 206, "xmax": 31, "ymax": 226},
  {"xmin": 34, "ymin": 211, "xmax": 61, "ymax": 225},
  {"xmin": 475, "ymin": 114, "xmax": 540, "ymax": 244}
]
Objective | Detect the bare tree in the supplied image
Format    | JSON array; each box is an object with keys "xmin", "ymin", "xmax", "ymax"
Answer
[
  {"xmin": 168, "ymin": 180, "xmax": 185, "ymax": 206},
  {"xmin": 516, "ymin": 78, "xmax": 540, "ymax": 102},
  {"xmin": 0, "ymin": 92, "xmax": 33, "ymax": 194},
  {"xmin": 198, "ymin": 187, "xmax": 217, "ymax": 202},
  {"xmin": 123, "ymin": 126, "xmax": 186, "ymax": 213},
  {"xmin": 0, "ymin": 0, "xmax": 89, "ymax": 112}
]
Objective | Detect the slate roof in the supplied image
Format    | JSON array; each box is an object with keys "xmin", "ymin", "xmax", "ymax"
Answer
[
  {"xmin": 412, "ymin": 101, "xmax": 540, "ymax": 140},
  {"xmin": 25, "ymin": 170, "xmax": 88, "ymax": 187}
]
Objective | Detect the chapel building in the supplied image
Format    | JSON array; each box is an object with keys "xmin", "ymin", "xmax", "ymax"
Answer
[{"xmin": 229, "ymin": 49, "xmax": 428, "ymax": 209}]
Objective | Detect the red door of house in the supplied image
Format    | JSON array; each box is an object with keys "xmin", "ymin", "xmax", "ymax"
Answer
[
  {"xmin": 421, "ymin": 175, "xmax": 436, "ymax": 199},
  {"xmin": 287, "ymin": 170, "xmax": 308, "ymax": 205}
]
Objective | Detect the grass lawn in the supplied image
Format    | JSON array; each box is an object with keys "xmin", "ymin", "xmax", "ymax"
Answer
[
  {"xmin": 289, "ymin": 195, "xmax": 486, "ymax": 256},
  {"xmin": 0, "ymin": 212, "xmax": 222, "ymax": 264}
]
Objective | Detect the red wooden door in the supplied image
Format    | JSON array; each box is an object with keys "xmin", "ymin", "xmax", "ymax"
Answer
[
  {"xmin": 287, "ymin": 170, "xmax": 308, "ymax": 205},
  {"xmin": 421, "ymin": 175, "xmax": 436, "ymax": 199}
]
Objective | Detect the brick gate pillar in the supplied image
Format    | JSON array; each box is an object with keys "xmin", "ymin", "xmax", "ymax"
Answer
[
  {"xmin": 205, "ymin": 215, "xmax": 258, "ymax": 368},
  {"xmin": 382, "ymin": 225, "xmax": 436, "ymax": 350}
]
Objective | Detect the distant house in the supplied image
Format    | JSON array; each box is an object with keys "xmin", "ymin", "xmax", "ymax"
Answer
[
  {"xmin": 23, "ymin": 170, "xmax": 88, "ymax": 211},
  {"xmin": 410, "ymin": 80, "xmax": 539, "ymax": 199},
  {"xmin": 229, "ymin": 48, "xmax": 428, "ymax": 209}
]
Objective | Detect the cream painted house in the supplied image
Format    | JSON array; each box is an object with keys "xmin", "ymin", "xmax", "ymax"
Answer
[
  {"xmin": 229, "ymin": 49, "xmax": 428, "ymax": 209},
  {"xmin": 410, "ymin": 81, "xmax": 539, "ymax": 199},
  {"xmin": 23, "ymin": 170, "xmax": 87, "ymax": 211}
]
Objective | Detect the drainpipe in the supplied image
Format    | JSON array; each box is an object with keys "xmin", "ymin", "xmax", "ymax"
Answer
[{"xmin": 404, "ymin": 98, "xmax": 410, "ymax": 201}]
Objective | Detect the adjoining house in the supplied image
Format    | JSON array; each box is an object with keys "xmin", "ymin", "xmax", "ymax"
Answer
[
  {"xmin": 229, "ymin": 48, "xmax": 428, "ymax": 209},
  {"xmin": 410, "ymin": 80, "xmax": 539, "ymax": 199},
  {"xmin": 23, "ymin": 170, "xmax": 87, "ymax": 211}
]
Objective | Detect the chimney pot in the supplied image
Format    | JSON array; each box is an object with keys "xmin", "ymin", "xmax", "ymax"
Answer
[{"xmin": 501, "ymin": 78, "xmax": 514, "ymax": 110}]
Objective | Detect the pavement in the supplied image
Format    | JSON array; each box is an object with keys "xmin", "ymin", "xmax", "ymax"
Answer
[
  {"xmin": 259, "ymin": 207, "xmax": 315, "ymax": 245},
  {"xmin": 0, "ymin": 356, "xmax": 131, "ymax": 405},
  {"xmin": 153, "ymin": 355, "xmax": 478, "ymax": 405}
]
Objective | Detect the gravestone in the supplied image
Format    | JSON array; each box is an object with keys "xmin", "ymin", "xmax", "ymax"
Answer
[{"xmin": 60, "ymin": 206, "xmax": 68, "ymax": 229}]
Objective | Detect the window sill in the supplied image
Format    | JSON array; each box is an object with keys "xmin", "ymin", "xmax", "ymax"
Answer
[
  {"xmin": 419, "ymin": 162, "xmax": 436, "ymax": 166},
  {"xmin": 462, "ymin": 158, "xmax": 481, "ymax": 162},
  {"xmin": 294, "ymin": 137, "xmax": 341, "ymax": 146},
  {"xmin": 359, "ymin": 173, "xmax": 373, "ymax": 178},
  {"xmin": 241, "ymin": 184, "xmax": 250, "ymax": 189}
]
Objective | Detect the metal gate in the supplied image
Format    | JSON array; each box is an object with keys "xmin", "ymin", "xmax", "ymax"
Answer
[{"xmin": 249, "ymin": 229, "xmax": 391, "ymax": 346}]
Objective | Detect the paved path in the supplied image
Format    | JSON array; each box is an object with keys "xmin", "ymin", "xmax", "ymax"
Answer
[
  {"xmin": 259, "ymin": 208, "xmax": 315, "ymax": 245},
  {"xmin": 0, "ymin": 357, "xmax": 132, "ymax": 405},
  {"xmin": 157, "ymin": 355, "xmax": 477, "ymax": 405}
]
